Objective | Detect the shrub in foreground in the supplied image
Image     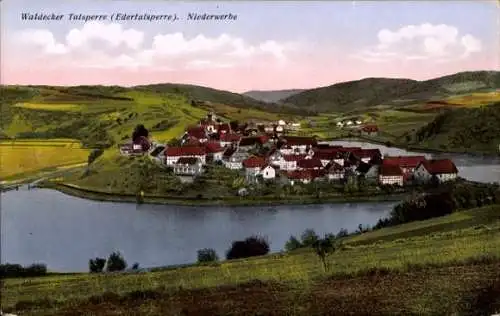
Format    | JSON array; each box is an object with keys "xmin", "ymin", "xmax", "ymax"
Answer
[
  {"xmin": 106, "ymin": 251, "xmax": 127, "ymax": 272},
  {"xmin": 89, "ymin": 257, "xmax": 106, "ymax": 273},
  {"xmin": 226, "ymin": 235, "xmax": 270, "ymax": 260},
  {"xmin": 0, "ymin": 263, "xmax": 47, "ymax": 278},
  {"xmin": 197, "ymin": 248, "xmax": 219, "ymax": 263}
]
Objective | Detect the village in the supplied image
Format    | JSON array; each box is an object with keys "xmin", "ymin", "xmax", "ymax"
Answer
[{"xmin": 118, "ymin": 112, "xmax": 459, "ymax": 191}]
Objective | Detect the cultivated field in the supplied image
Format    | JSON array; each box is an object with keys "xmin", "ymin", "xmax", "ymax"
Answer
[
  {"xmin": 0, "ymin": 139, "xmax": 90, "ymax": 180},
  {"xmin": 3, "ymin": 205, "xmax": 500, "ymax": 315}
]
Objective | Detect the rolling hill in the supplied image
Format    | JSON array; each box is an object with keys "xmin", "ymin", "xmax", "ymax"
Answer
[
  {"xmin": 0, "ymin": 84, "xmax": 311, "ymax": 149},
  {"xmin": 243, "ymin": 89, "xmax": 305, "ymax": 103},
  {"xmin": 282, "ymin": 71, "xmax": 500, "ymax": 113}
]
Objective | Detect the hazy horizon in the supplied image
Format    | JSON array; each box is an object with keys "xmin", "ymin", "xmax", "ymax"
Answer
[{"xmin": 1, "ymin": 0, "xmax": 499, "ymax": 93}]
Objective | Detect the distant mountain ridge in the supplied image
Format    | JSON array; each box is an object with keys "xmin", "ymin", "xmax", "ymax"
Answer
[
  {"xmin": 281, "ymin": 70, "xmax": 500, "ymax": 113},
  {"xmin": 243, "ymin": 89, "xmax": 305, "ymax": 103}
]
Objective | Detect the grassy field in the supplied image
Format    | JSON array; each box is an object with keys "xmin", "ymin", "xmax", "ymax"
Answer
[
  {"xmin": 3, "ymin": 204, "xmax": 500, "ymax": 315},
  {"xmin": 0, "ymin": 139, "xmax": 90, "ymax": 181}
]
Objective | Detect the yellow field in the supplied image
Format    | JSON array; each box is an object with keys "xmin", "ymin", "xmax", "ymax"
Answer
[
  {"xmin": 0, "ymin": 140, "xmax": 90, "ymax": 179},
  {"xmin": 445, "ymin": 91, "xmax": 500, "ymax": 107},
  {"xmin": 14, "ymin": 102, "xmax": 82, "ymax": 111}
]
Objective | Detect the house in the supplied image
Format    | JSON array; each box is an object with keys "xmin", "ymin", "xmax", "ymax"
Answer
[
  {"xmin": 378, "ymin": 164, "xmax": 404, "ymax": 186},
  {"xmin": 361, "ymin": 125, "xmax": 379, "ymax": 136},
  {"xmin": 288, "ymin": 122, "xmax": 301, "ymax": 131},
  {"xmin": 355, "ymin": 120, "xmax": 363, "ymax": 125},
  {"xmin": 217, "ymin": 123, "xmax": 231, "ymax": 135},
  {"xmin": 275, "ymin": 125, "xmax": 284, "ymax": 134},
  {"xmin": 132, "ymin": 136, "xmax": 151, "ymax": 153},
  {"xmin": 238, "ymin": 135, "xmax": 269, "ymax": 151},
  {"xmin": 173, "ymin": 157, "xmax": 203, "ymax": 176},
  {"xmin": 186, "ymin": 126, "xmax": 208, "ymax": 142},
  {"xmin": 413, "ymin": 159, "xmax": 458, "ymax": 183},
  {"xmin": 356, "ymin": 161, "xmax": 379, "ymax": 182},
  {"xmin": 336, "ymin": 121, "xmax": 344, "ymax": 128},
  {"xmin": 279, "ymin": 154, "xmax": 308, "ymax": 170},
  {"xmin": 352, "ymin": 149, "xmax": 382, "ymax": 164},
  {"xmin": 242, "ymin": 156, "xmax": 268, "ymax": 179},
  {"xmin": 165, "ymin": 146, "xmax": 206, "ymax": 166},
  {"xmin": 264, "ymin": 125, "xmax": 275, "ymax": 133},
  {"xmin": 286, "ymin": 169, "xmax": 325, "ymax": 185},
  {"xmin": 279, "ymin": 136, "xmax": 317, "ymax": 154},
  {"xmin": 313, "ymin": 149, "xmax": 341, "ymax": 166},
  {"xmin": 346, "ymin": 120, "xmax": 353, "ymax": 126},
  {"xmin": 278, "ymin": 119, "xmax": 286, "ymax": 126},
  {"xmin": 325, "ymin": 162, "xmax": 345, "ymax": 181},
  {"xmin": 219, "ymin": 133, "xmax": 241, "ymax": 147},
  {"xmin": 297, "ymin": 158, "xmax": 323, "ymax": 170},
  {"xmin": 383, "ymin": 156, "xmax": 427, "ymax": 179},
  {"xmin": 222, "ymin": 147, "xmax": 246, "ymax": 170},
  {"xmin": 260, "ymin": 165, "xmax": 276, "ymax": 180},
  {"xmin": 205, "ymin": 142, "xmax": 225, "ymax": 162}
]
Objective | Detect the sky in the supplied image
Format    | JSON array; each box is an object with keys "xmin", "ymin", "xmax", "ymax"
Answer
[{"xmin": 1, "ymin": 0, "xmax": 499, "ymax": 93}]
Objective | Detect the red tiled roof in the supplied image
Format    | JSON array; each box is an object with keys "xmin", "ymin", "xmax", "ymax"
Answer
[
  {"xmin": 352, "ymin": 148, "xmax": 382, "ymax": 159},
  {"xmin": 313, "ymin": 151, "xmax": 339, "ymax": 161},
  {"xmin": 223, "ymin": 146, "xmax": 237, "ymax": 158},
  {"xmin": 337, "ymin": 147, "xmax": 362, "ymax": 152},
  {"xmin": 297, "ymin": 158, "xmax": 323, "ymax": 169},
  {"xmin": 362, "ymin": 124, "xmax": 379, "ymax": 132},
  {"xmin": 280, "ymin": 136, "xmax": 317, "ymax": 146},
  {"xmin": 217, "ymin": 123, "xmax": 232, "ymax": 133},
  {"xmin": 184, "ymin": 137, "xmax": 202, "ymax": 146},
  {"xmin": 383, "ymin": 156, "xmax": 426, "ymax": 169},
  {"xmin": 420, "ymin": 159, "xmax": 458, "ymax": 174},
  {"xmin": 242, "ymin": 156, "xmax": 267, "ymax": 168},
  {"xmin": 283, "ymin": 154, "xmax": 307, "ymax": 162},
  {"xmin": 166, "ymin": 146, "xmax": 206, "ymax": 157},
  {"xmin": 380, "ymin": 164, "xmax": 404, "ymax": 177},
  {"xmin": 205, "ymin": 142, "xmax": 224, "ymax": 153},
  {"xmin": 220, "ymin": 133, "xmax": 241, "ymax": 142},
  {"xmin": 239, "ymin": 135, "xmax": 269, "ymax": 147},
  {"xmin": 187, "ymin": 126, "xmax": 207, "ymax": 139},
  {"xmin": 287, "ymin": 169, "xmax": 325, "ymax": 180},
  {"xmin": 325, "ymin": 161, "xmax": 343, "ymax": 172},
  {"xmin": 177, "ymin": 157, "xmax": 200, "ymax": 165}
]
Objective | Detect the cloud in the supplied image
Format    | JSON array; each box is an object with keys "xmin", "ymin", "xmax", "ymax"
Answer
[
  {"xmin": 352, "ymin": 23, "xmax": 482, "ymax": 63},
  {"xmin": 12, "ymin": 21, "xmax": 298, "ymax": 70}
]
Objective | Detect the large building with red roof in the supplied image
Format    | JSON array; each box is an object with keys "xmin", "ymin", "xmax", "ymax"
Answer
[
  {"xmin": 414, "ymin": 159, "xmax": 459, "ymax": 183},
  {"xmin": 165, "ymin": 146, "xmax": 206, "ymax": 166},
  {"xmin": 378, "ymin": 163, "xmax": 404, "ymax": 186}
]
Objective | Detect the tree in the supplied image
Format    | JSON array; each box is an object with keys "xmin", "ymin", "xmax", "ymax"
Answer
[
  {"xmin": 284, "ymin": 235, "xmax": 302, "ymax": 252},
  {"xmin": 300, "ymin": 229, "xmax": 319, "ymax": 247},
  {"xmin": 132, "ymin": 124, "xmax": 149, "ymax": 142},
  {"xmin": 106, "ymin": 251, "xmax": 127, "ymax": 272},
  {"xmin": 197, "ymin": 248, "xmax": 219, "ymax": 263},
  {"xmin": 312, "ymin": 237, "xmax": 343, "ymax": 272},
  {"xmin": 226, "ymin": 235, "xmax": 270, "ymax": 260},
  {"xmin": 89, "ymin": 257, "xmax": 106, "ymax": 273},
  {"xmin": 230, "ymin": 120, "xmax": 239, "ymax": 131},
  {"xmin": 87, "ymin": 149, "xmax": 104, "ymax": 166},
  {"xmin": 131, "ymin": 262, "xmax": 140, "ymax": 270}
]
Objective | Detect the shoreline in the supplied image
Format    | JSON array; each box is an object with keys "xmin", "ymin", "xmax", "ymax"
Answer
[
  {"xmin": 38, "ymin": 182, "xmax": 408, "ymax": 207},
  {"xmin": 324, "ymin": 136, "xmax": 500, "ymax": 158}
]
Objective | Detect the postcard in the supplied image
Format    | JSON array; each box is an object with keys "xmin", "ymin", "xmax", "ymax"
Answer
[{"xmin": 1, "ymin": 0, "xmax": 499, "ymax": 315}]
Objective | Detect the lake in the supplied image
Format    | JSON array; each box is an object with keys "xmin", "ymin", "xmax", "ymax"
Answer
[
  {"xmin": 3, "ymin": 141, "xmax": 499, "ymax": 273},
  {"xmin": 1, "ymin": 189, "xmax": 395, "ymax": 272}
]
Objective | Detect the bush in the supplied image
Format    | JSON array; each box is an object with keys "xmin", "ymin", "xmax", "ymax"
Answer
[
  {"xmin": 226, "ymin": 235, "xmax": 270, "ymax": 260},
  {"xmin": 284, "ymin": 235, "xmax": 302, "ymax": 252},
  {"xmin": 106, "ymin": 251, "xmax": 127, "ymax": 272},
  {"xmin": 0, "ymin": 263, "xmax": 47, "ymax": 278},
  {"xmin": 87, "ymin": 148, "xmax": 104, "ymax": 165},
  {"xmin": 89, "ymin": 257, "xmax": 106, "ymax": 273},
  {"xmin": 300, "ymin": 229, "xmax": 319, "ymax": 247},
  {"xmin": 197, "ymin": 248, "xmax": 219, "ymax": 263}
]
